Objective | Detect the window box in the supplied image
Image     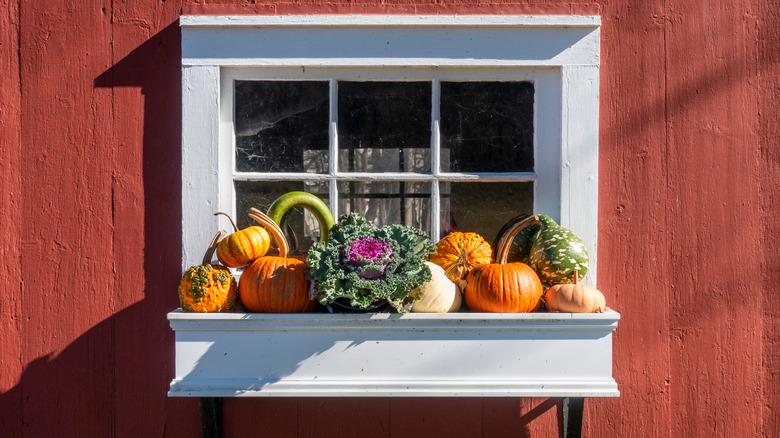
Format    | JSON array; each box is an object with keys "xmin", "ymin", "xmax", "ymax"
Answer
[{"xmin": 168, "ymin": 310, "xmax": 619, "ymax": 397}]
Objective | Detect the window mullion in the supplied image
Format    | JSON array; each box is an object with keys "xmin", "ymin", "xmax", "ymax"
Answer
[
  {"xmin": 430, "ymin": 78, "xmax": 441, "ymax": 241},
  {"xmin": 329, "ymin": 78, "xmax": 339, "ymax": 219}
]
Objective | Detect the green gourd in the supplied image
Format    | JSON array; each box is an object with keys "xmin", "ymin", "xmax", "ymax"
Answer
[{"xmin": 494, "ymin": 214, "xmax": 589, "ymax": 286}]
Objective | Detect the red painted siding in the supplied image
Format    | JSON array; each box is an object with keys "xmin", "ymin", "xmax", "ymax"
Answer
[{"xmin": 0, "ymin": 0, "xmax": 778, "ymax": 436}]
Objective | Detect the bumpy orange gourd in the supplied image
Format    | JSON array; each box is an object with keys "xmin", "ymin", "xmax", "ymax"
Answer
[
  {"xmin": 238, "ymin": 208, "xmax": 317, "ymax": 313},
  {"xmin": 463, "ymin": 223, "xmax": 543, "ymax": 313},
  {"xmin": 178, "ymin": 230, "xmax": 238, "ymax": 312},
  {"xmin": 215, "ymin": 211, "xmax": 271, "ymax": 267},
  {"xmin": 543, "ymin": 272, "xmax": 606, "ymax": 313},
  {"xmin": 429, "ymin": 232, "xmax": 493, "ymax": 281}
]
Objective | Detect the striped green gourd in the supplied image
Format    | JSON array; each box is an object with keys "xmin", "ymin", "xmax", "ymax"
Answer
[{"xmin": 494, "ymin": 214, "xmax": 589, "ymax": 286}]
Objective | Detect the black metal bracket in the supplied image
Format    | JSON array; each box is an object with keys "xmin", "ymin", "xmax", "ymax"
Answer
[
  {"xmin": 199, "ymin": 397, "xmax": 222, "ymax": 438},
  {"xmin": 561, "ymin": 397, "xmax": 585, "ymax": 438}
]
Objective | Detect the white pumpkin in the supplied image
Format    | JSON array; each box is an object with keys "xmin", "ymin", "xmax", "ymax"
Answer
[{"xmin": 411, "ymin": 262, "xmax": 462, "ymax": 313}]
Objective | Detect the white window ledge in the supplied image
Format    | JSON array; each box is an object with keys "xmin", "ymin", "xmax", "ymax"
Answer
[{"xmin": 168, "ymin": 310, "xmax": 619, "ymax": 398}]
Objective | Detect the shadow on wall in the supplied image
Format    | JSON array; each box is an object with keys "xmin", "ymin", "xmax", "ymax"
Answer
[
  {"xmin": 0, "ymin": 19, "xmax": 569, "ymax": 438},
  {"xmin": 0, "ymin": 21, "xmax": 201, "ymax": 437}
]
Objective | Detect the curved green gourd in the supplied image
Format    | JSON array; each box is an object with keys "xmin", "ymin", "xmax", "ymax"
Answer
[{"xmin": 266, "ymin": 191, "xmax": 336, "ymax": 243}]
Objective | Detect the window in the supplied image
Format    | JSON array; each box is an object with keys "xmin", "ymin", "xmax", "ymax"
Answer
[{"xmin": 181, "ymin": 15, "xmax": 601, "ymax": 283}]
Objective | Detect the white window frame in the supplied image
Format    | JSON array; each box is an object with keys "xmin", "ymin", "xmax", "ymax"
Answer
[{"xmin": 181, "ymin": 15, "xmax": 601, "ymax": 284}]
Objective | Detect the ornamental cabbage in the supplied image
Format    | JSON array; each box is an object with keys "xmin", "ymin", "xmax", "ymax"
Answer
[{"xmin": 307, "ymin": 213, "xmax": 435, "ymax": 312}]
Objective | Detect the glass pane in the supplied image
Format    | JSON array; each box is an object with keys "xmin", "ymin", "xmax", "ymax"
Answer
[
  {"xmin": 440, "ymin": 181, "xmax": 534, "ymax": 242},
  {"xmin": 440, "ymin": 81, "xmax": 534, "ymax": 172},
  {"xmin": 338, "ymin": 181, "xmax": 430, "ymax": 232},
  {"xmin": 338, "ymin": 81, "xmax": 431, "ymax": 173},
  {"xmin": 235, "ymin": 80, "xmax": 329, "ymax": 173},
  {"xmin": 234, "ymin": 180, "xmax": 330, "ymax": 254}
]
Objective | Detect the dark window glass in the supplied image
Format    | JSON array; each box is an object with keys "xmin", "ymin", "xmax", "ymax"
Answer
[
  {"xmin": 338, "ymin": 181, "xmax": 430, "ymax": 232},
  {"xmin": 440, "ymin": 81, "xmax": 534, "ymax": 172},
  {"xmin": 234, "ymin": 180, "xmax": 329, "ymax": 254},
  {"xmin": 235, "ymin": 80, "xmax": 329, "ymax": 173},
  {"xmin": 338, "ymin": 81, "xmax": 431, "ymax": 173},
  {"xmin": 440, "ymin": 181, "xmax": 534, "ymax": 241}
]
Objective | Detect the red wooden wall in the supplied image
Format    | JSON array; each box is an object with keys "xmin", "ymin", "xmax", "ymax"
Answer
[{"xmin": 1, "ymin": 0, "xmax": 778, "ymax": 436}]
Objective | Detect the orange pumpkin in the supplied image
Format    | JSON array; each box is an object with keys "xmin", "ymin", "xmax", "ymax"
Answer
[
  {"xmin": 238, "ymin": 208, "xmax": 317, "ymax": 313},
  {"xmin": 463, "ymin": 224, "xmax": 543, "ymax": 313},
  {"xmin": 429, "ymin": 232, "xmax": 493, "ymax": 281},
  {"xmin": 214, "ymin": 211, "xmax": 271, "ymax": 267},
  {"xmin": 178, "ymin": 230, "xmax": 238, "ymax": 312}
]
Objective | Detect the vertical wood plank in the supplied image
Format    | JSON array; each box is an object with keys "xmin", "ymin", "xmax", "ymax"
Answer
[
  {"xmin": 664, "ymin": 1, "xmax": 763, "ymax": 436},
  {"xmin": 758, "ymin": 0, "xmax": 780, "ymax": 433},
  {"xmin": 389, "ymin": 398, "xmax": 481, "ymax": 438},
  {"xmin": 18, "ymin": 1, "xmax": 116, "ymax": 436},
  {"xmin": 104, "ymin": 3, "xmax": 202, "ymax": 435},
  {"xmin": 223, "ymin": 398, "xmax": 299, "ymax": 438},
  {"xmin": 298, "ymin": 398, "xmax": 391, "ymax": 438},
  {"xmin": 0, "ymin": 0, "xmax": 23, "ymax": 436},
  {"xmin": 593, "ymin": 0, "xmax": 673, "ymax": 436}
]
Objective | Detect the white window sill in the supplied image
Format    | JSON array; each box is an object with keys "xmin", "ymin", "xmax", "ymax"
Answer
[{"xmin": 168, "ymin": 309, "xmax": 619, "ymax": 398}]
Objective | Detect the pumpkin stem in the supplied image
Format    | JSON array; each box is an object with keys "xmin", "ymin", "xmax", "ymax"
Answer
[
  {"xmin": 248, "ymin": 207, "xmax": 289, "ymax": 258},
  {"xmin": 494, "ymin": 215, "xmax": 541, "ymax": 264},
  {"xmin": 214, "ymin": 212, "xmax": 239, "ymax": 232},
  {"xmin": 574, "ymin": 271, "xmax": 579, "ymax": 284},
  {"xmin": 203, "ymin": 230, "xmax": 227, "ymax": 265},
  {"xmin": 444, "ymin": 248, "xmax": 470, "ymax": 279}
]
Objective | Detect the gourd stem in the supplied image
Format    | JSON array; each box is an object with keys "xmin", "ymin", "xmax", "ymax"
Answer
[
  {"xmin": 203, "ymin": 230, "xmax": 227, "ymax": 265},
  {"xmin": 214, "ymin": 212, "xmax": 239, "ymax": 233},
  {"xmin": 248, "ymin": 208, "xmax": 289, "ymax": 258},
  {"xmin": 574, "ymin": 271, "xmax": 579, "ymax": 284},
  {"xmin": 494, "ymin": 215, "xmax": 541, "ymax": 264}
]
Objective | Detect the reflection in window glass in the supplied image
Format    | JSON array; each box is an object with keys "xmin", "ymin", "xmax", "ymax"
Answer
[
  {"xmin": 440, "ymin": 181, "xmax": 534, "ymax": 241},
  {"xmin": 234, "ymin": 180, "xmax": 329, "ymax": 254},
  {"xmin": 338, "ymin": 81, "xmax": 431, "ymax": 173},
  {"xmin": 235, "ymin": 81, "xmax": 329, "ymax": 173},
  {"xmin": 338, "ymin": 181, "xmax": 430, "ymax": 232},
  {"xmin": 440, "ymin": 81, "xmax": 534, "ymax": 173}
]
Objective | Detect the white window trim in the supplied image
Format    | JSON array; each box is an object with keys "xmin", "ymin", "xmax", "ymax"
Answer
[{"xmin": 181, "ymin": 15, "xmax": 601, "ymax": 284}]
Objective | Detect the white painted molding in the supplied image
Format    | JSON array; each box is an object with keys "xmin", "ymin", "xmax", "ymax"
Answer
[
  {"xmin": 180, "ymin": 15, "xmax": 601, "ymax": 28},
  {"xmin": 169, "ymin": 310, "xmax": 619, "ymax": 398},
  {"xmin": 181, "ymin": 15, "xmax": 600, "ymax": 67}
]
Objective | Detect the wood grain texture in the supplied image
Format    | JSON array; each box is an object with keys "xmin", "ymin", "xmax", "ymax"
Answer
[
  {"xmin": 0, "ymin": 0, "xmax": 23, "ymax": 437},
  {"xmin": 17, "ymin": 1, "xmax": 117, "ymax": 436},
  {"xmin": 593, "ymin": 0, "xmax": 673, "ymax": 436},
  {"xmin": 758, "ymin": 0, "xmax": 780, "ymax": 435},
  {"xmin": 664, "ymin": 1, "xmax": 763, "ymax": 436},
  {"xmin": 1, "ymin": 0, "xmax": 778, "ymax": 436}
]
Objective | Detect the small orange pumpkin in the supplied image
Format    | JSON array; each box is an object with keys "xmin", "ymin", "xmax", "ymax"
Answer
[
  {"xmin": 238, "ymin": 208, "xmax": 317, "ymax": 313},
  {"xmin": 463, "ymin": 224, "xmax": 543, "ymax": 313},
  {"xmin": 429, "ymin": 232, "xmax": 493, "ymax": 281},
  {"xmin": 214, "ymin": 211, "xmax": 271, "ymax": 267},
  {"xmin": 543, "ymin": 272, "xmax": 606, "ymax": 313},
  {"xmin": 178, "ymin": 230, "xmax": 238, "ymax": 312}
]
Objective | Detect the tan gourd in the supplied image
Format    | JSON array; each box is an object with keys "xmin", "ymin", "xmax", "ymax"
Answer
[
  {"xmin": 411, "ymin": 262, "xmax": 462, "ymax": 313},
  {"xmin": 543, "ymin": 272, "xmax": 606, "ymax": 313}
]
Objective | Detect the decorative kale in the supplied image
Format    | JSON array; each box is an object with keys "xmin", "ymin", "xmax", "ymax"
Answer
[{"xmin": 307, "ymin": 213, "xmax": 435, "ymax": 312}]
